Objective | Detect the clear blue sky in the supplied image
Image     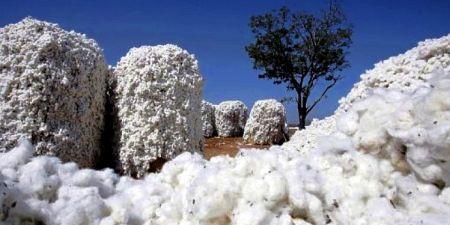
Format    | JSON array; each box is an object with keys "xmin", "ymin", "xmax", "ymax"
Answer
[{"xmin": 1, "ymin": 0, "xmax": 449, "ymax": 123}]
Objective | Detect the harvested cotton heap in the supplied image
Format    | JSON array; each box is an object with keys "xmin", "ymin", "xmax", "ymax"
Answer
[
  {"xmin": 338, "ymin": 34, "xmax": 450, "ymax": 113},
  {"xmin": 243, "ymin": 99, "xmax": 287, "ymax": 145},
  {"xmin": 282, "ymin": 116, "xmax": 336, "ymax": 155},
  {"xmin": 215, "ymin": 100, "xmax": 248, "ymax": 137},
  {"xmin": 201, "ymin": 100, "xmax": 216, "ymax": 137},
  {"xmin": 283, "ymin": 34, "xmax": 450, "ymax": 154},
  {"xmin": 1, "ymin": 71, "xmax": 450, "ymax": 225},
  {"xmin": 0, "ymin": 18, "xmax": 107, "ymax": 167},
  {"xmin": 113, "ymin": 44, "xmax": 203, "ymax": 177},
  {"xmin": 338, "ymin": 72, "xmax": 450, "ymax": 185}
]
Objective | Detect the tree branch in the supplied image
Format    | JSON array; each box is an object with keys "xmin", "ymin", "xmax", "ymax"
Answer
[{"xmin": 306, "ymin": 76, "xmax": 340, "ymax": 114}]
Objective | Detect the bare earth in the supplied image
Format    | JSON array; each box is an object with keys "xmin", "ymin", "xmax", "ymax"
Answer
[{"xmin": 204, "ymin": 137, "xmax": 270, "ymax": 159}]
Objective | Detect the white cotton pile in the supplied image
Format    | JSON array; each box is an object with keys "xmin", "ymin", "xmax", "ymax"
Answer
[
  {"xmin": 243, "ymin": 99, "xmax": 288, "ymax": 145},
  {"xmin": 113, "ymin": 45, "xmax": 204, "ymax": 177},
  {"xmin": 337, "ymin": 34, "xmax": 450, "ymax": 113},
  {"xmin": 283, "ymin": 34, "xmax": 450, "ymax": 154},
  {"xmin": 202, "ymin": 100, "xmax": 216, "ymax": 138},
  {"xmin": 0, "ymin": 140, "xmax": 119, "ymax": 225},
  {"xmin": 0, "ymin": 18, "xmax": 107, "ymax": 167},
  {"xmin": 338, "ymin": 72, "xmax": 450, "ymax": 185},
  {"xmin": 282, "ymin": 116, "xmax": 336, "ymax": 155},
  {"xmin": 215, "ymin": 100, "xmax": 248, "ymax": 137},
  {"xmin": 1, "ymin": 71, "xmax": 450, "ymax": 225}
]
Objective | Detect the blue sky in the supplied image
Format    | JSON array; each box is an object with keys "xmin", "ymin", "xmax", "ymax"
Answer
[{"xmin": 1, "ymin": 0, "xmax": 449, "ymax": 123}]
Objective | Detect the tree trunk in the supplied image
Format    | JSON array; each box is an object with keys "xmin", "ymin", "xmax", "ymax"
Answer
[{"xmin": 297, "ymin": 101, "xmax": 307, "ymax": 129}]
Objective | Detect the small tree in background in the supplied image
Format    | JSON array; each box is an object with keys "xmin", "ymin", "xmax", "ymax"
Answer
[{"xmin": 246, "ymin": 1, "xmax": 352, "ymax": 129}]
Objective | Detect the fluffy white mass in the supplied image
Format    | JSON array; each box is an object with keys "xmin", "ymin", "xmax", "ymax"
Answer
[
  {"xmin": 338, "ymin": 34, "xmax": 450, "ymax": 113},
  {"xmin": 243, "ymin": 99, "xmax": 288, "ymax": 145},
  {"xmin": 0, "ymin": 18, "xmax": 107, "ymax": 167},
  {"xmin": 113, "ymin": 45, "xmax": 204, "ymax": 177},
  {"xmin": 201, "ymin": 100, "xmax": 216, "ymax": 137},
  {"xmin": 284, "ymin": 34, "xmax": 450, "ymax": 154},
  {"xmin": 215, "ymin": 101, "xmax": 248, "ymax": 137},
  {"xmin": 338, "ymin": 72, "xmax": 450, "ymax": 185},
  {"xmin": 1, "ymin": 70, "xmax": 450, "ymax": 225}
]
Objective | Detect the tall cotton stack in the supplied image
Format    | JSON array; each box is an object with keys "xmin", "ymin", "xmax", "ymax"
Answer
[
  {"xmin": 201, "ymin": 100, "xmax": 216, "ymax": 137},
  {"xmin": 243, "ymin": 99, "xmax": 287, "ymax": 144},
  {"xmin": 0, "ymin": 18, "xmax": 107, "ymax": 167},
  {"xmin": 283, "ymin": 34, "xmax": 450, "ymax": 155},
  {"xmin": 113, "ymin": 45, "xmax": 203, "ymax": 177},
  {"xmin": 215, "ymin": 100, "xmax": 248, "ymax": 137}
]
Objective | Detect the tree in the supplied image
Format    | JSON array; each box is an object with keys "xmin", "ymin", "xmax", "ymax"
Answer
[{"xmin": 245, "ymin": 1, "xmax": 352, "ymax": 129}]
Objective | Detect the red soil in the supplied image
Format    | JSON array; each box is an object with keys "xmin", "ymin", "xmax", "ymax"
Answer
[{"xmin": 204, "ymin": 137, "xmax": 270, "ymax": 159}]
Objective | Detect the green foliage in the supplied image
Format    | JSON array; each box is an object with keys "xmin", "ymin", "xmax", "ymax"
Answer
[{"xmin": 246, "ymin": 2, "xmax": 352, "ymax": 128}]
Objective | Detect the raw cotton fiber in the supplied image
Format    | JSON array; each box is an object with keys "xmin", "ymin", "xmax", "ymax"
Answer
[
  {"xmin": 0, "ymin": 18, "xmax": 107, "ymax": 167},
  {"xmin": 243, "ymin": 99, "xmax": 287, "ymax": 144},
  {"xmin": 113, "ymin": 45, "xmax": 203, "ymax": 177}
]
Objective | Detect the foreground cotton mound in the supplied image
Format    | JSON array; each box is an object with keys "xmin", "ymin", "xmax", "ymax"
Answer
[
  {"xmin": 1, "ymin": 71, "xmax": 450, "ymax": 225},
  {"xmin": 0, "ymin": 18, "xmax": 107, "ymax": 167},
  {"xmin": 284, "ymin": 34, "xmax": 450, "ymax": 154},
  {"xmin": 202, "ymin": 100, "xmax": 216, "ymax": 137},
  {"xmin": 243, "ymin": 99, "xmax": 287, "ymax": 144},
  {"xmin": 215, "ymin": 100, "xmax": 248, "ymax": 137},
  {"xmin": 113, "ymin": 45, "xmax": 203, "ymax": 177}
]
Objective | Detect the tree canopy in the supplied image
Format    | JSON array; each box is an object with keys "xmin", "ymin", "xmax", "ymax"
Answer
[{"xmin": 246, "ymin": 2, "xmax": 352, "ymax": 129}]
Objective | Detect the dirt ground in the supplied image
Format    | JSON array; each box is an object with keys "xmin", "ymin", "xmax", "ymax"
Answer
[{"xmin": 204, "ymin": 137, "xmax": 270, "ymax": 159}]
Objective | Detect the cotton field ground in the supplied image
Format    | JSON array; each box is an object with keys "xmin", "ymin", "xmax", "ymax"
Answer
[
  {"xmin": 204, "ymin": 137, "xmax": 269, "ymax": 159},
  {"xmin": 204, "ymin": 127, "xmax": 298, "ymax": 159}
]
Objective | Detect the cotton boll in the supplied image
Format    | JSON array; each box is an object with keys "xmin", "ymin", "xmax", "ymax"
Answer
[
  {"xmin": 439, "ymin": 188, "xmax": 450, "ymax": 204},
  {"xmin": 17, "ymin": 157, "xmax": 61, "ymax": 199},
  {"xmin": 263, "ymin": 171, "xmax": 287, "ymax": 205},
  {"xmin": 242, "ymin": 177, "xmax": 268, "ymax": 204},
  {"xmin": 191, "ymin": 186, "xmax": 234, "ymax": 222},
  {"xmin": 233, "ymin": 203, "xmax": 272, "ymax": 225},
  {"xmin": 50, "ymin": 186, "xmax": 109, "ymax": 225},
  {"xmin": 188, "ymin": 167, "xmax": 239, "ymax": 222},
  {"xmin": 336, "ymin": 110, "xmax": 358, "ymax": 136},
  {"xmin": 101, "ymin": 196, "xmax": 130, "ymax": 225},
  {"xmin": 349, "ymin": 95, "xmax": 395, "ymax": 152},
  {"xmin": 64, "ymin": 168, "xmax": 118, "ymax": 198},
  {"xmin": 0, "ymin": 139, "xmax": 33, "ymax": 171}
]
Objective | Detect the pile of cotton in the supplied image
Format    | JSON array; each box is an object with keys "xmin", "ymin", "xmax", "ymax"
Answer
[
  {"xmin": 0, "ymin": 140, "xmax": 119, "ymax": 225},
  {"xmin": 215, "ymin": 100, "xmax": 248, "ymax": 137},
  {"xmin": 201, "ymin": 100, "xmax": 216, "ymax": 137},
  {"xmin": 1, "ymin": 71, "xmax": 450, "ymax": 225},
  {"xmin": 282, "ymin": 116, "xmax": 336, "ymax": 155},
  {"xmin": 0, "ymin": 18, "xmax": 107, "ymax": 167},
  {"xmin": 284, "ymin": 34, "xmax": 450, "ymax": 155},
  {"xmin": 243, "ymin": 99, "xmax": 287, "ymax": 145},
  {"xmin": 113, "ymin": 45, "xmax": 203, "ymax": 177},
  {"xmin": 338, "ymin": 72, "xmax": 450, "ymax": 186},
  {"xmin": 338, "ymin": 34, "xmax": 450, "ymax": 113}
]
